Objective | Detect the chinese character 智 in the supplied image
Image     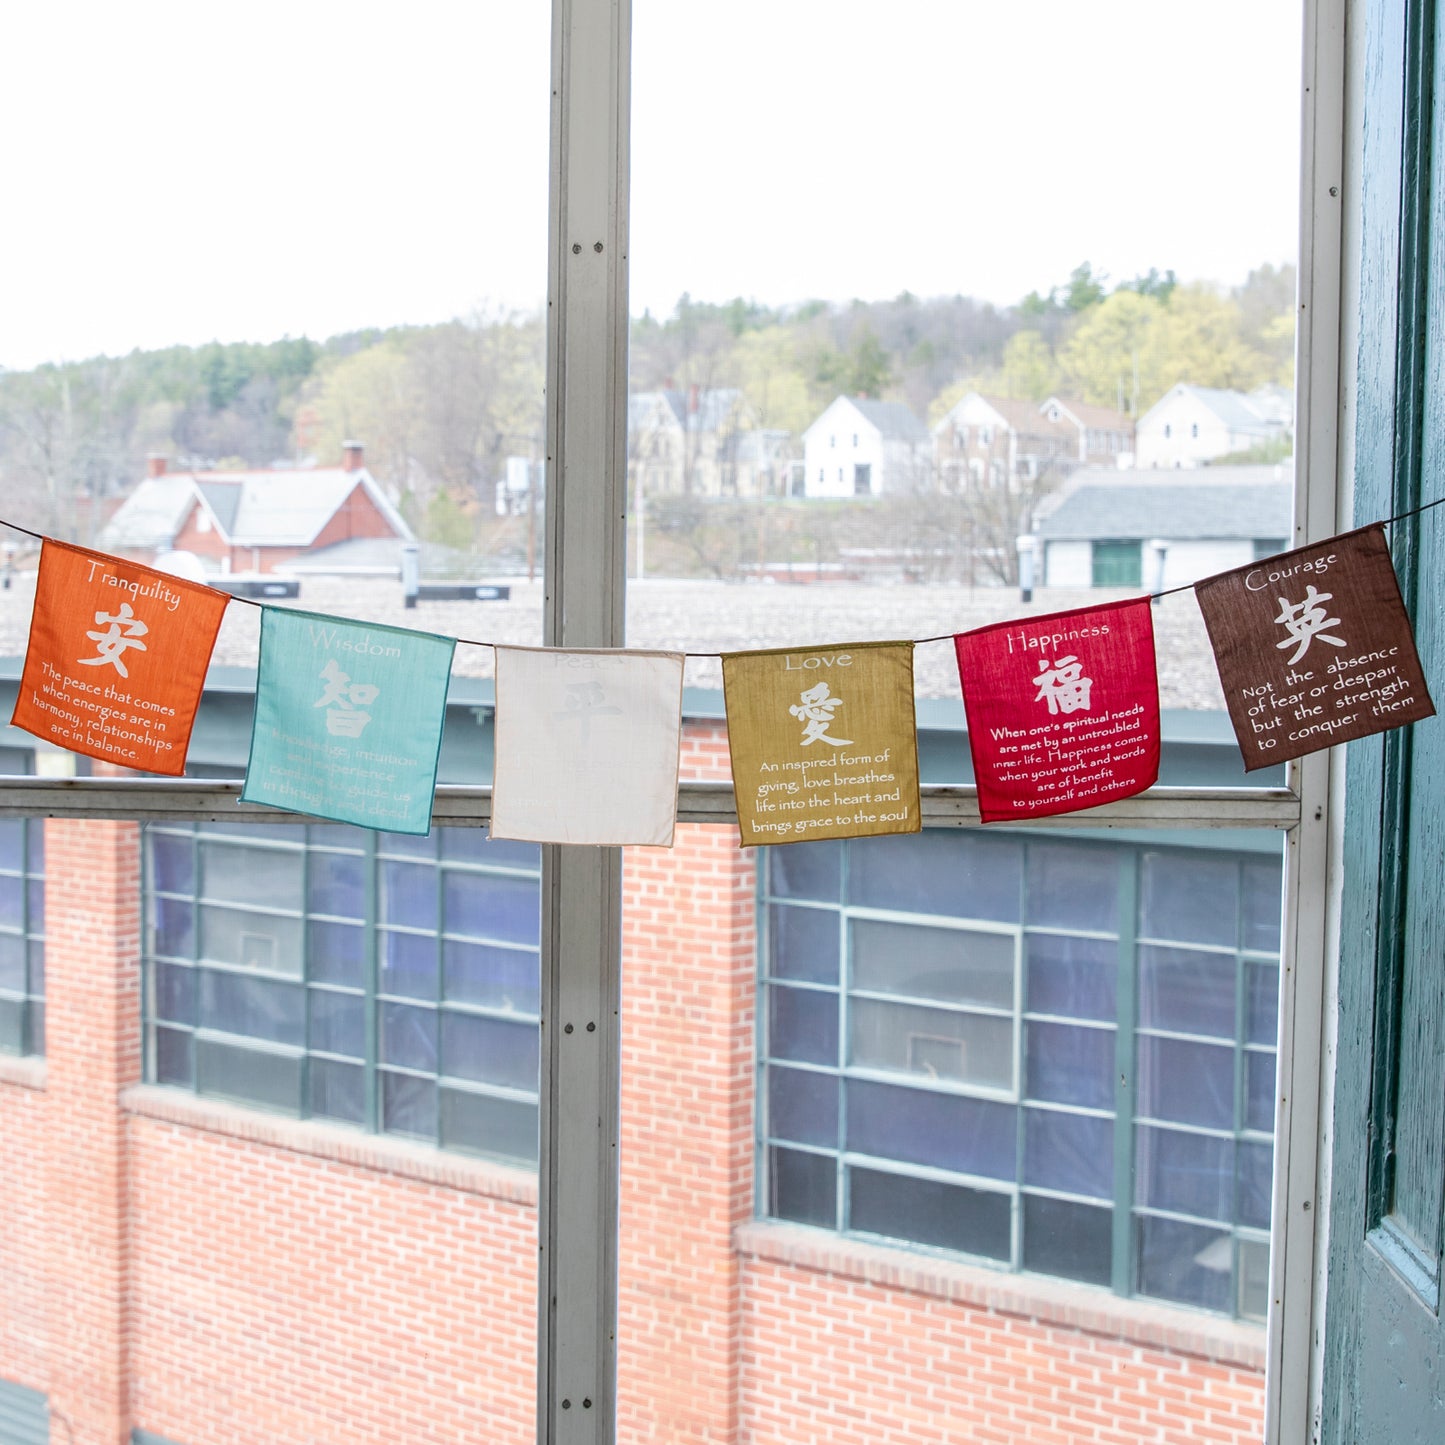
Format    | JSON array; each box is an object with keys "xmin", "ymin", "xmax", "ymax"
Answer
[
  {"xmin": 315, "ymin": 659, "xmax": 380, "ymax": 737},
  {"xmin": 77, "ymin": 603, "xmax": 149, "ymax": 678}
]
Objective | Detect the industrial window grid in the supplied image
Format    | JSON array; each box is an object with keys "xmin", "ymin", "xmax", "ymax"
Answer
[{"xmin": 0, "ymin": 817, "xmax": 45, "ymax": 1058}]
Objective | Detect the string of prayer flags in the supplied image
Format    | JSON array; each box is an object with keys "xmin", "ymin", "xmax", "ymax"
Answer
[
  {"xmin": 491, "ymin": 646, "xmax": 685, "ymax": 845},
  {"xmin": 722, "ymin": 640, "xmax": 921, "ymax": 848},
  {"xmin": 11, "ymin": 539, "xmax": 229, "ymax": 774},
  {"xmin": 955, "ymin": 598, "xmax": 1161, "ymax": 823},
  {"xmin": 1194, "ymin": 524, "xmax": 1435, "ymax": 768},
  {"xmin": 241, "ymin": 608, "xmax": 455, "ymax": 834}
]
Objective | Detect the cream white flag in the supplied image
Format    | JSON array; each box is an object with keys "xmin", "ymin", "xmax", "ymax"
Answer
[{"xmin": 491, "ymin": 646, "xmax": 686, "ymax": 846}]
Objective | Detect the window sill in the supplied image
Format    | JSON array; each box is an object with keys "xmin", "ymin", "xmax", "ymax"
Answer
[
  {"xmin": 122, "ymin": 1085, "xmax": 538, "ymax": 1207},
  {"xmin": 733, "ymin": 1220, "xmax": 1265, "ymax": 1371},
  {"xmin": 0, "ymin": 1053, "xmax": 45, "ymax": 1090}
]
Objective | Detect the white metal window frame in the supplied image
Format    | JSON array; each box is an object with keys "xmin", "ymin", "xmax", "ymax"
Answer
[{"xmin": 0, "ymin": 1, "xmax": 1344, "ymax": 1441}]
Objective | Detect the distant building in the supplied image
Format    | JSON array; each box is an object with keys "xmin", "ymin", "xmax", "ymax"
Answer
[
  {"xmin": 802, "ymin": 396, "xmax": 931, "ymax": 498},
  {"xmin": 627, "ymin": 386, "xmax": 759, "ymax": 497},
  {"xmin": 1135, "ymin": 384, "xmax": 1292, "ymax": 468},
  {"xmin": 99, "ymin": 445, "xmax": 413, "ymax": 575},
  {"xmin": 1034, "ymin": 464, "xmax": 1293, "ymax": 588}
]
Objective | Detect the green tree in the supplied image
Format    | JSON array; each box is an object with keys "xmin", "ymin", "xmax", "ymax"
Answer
[
  {"xmin": 1000, "ymin": 331, "xmax": 1059, "ymax": 400},
  {"xmin": 1057, "ymin": 290, "xmax": 1163, "ymax": 409}
]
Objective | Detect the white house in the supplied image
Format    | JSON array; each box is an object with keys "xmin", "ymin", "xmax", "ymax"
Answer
[
  {"xmin": 801, "ymin": 396, "xmax": 931, "ymax": 498},
  {"xmin": 1033, "ymin": 464, "xmax": 1293, "ymax": 589},
  {"xmin": 1135, "ymin": 384, "xmax": 1292, "ymax": 468}
]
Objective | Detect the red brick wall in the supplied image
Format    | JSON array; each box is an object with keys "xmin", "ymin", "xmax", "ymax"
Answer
[{"xmin": 0, "ymin": 1057, "xmax": 48, "ymax": 1398}]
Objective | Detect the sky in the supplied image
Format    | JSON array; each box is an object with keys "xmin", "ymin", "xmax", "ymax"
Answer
[{"xmin": 0, "ymin": 0, "xmax": 1303, "ymax": 371}]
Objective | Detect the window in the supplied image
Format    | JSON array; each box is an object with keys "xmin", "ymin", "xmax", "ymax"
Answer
[
  {"xmin": 853, "ymin": 463, "xmax": 872, "ymax": 495},
  {"xmin": 0, "ymin": 819, "xmax": 45, "ymax": 1057},
  {"xmin": 1191, "ymin": 422, "xmax": 1200, "ymax": 438},
  {"xmin": 1165, "ymin": 423, "xmax": 1173, "ymax": 438},
  {"xmin": 760, "ymin": 832, "xmax": 1281, "ymax": 1319},
  {"xmin": 143, "ymin": 821, "xmax": 541, "ymax": 1164},
  {"xmin": 852, "ymin": 433, "xmax": 859, "ymax": 447}
]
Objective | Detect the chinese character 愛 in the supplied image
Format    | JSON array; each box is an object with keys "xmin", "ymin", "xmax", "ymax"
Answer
[
  {"xmin": 1033, "ymin": 655, "xmax": 1093, "ymax": 715},
  {"xmin": 315, "ymin": 659, "xmax": 379, "ymax": 737},
  {"xmin": 77, "ymin": 603, "xmax": 149, "ymax": 677},
  {"xmin": 789, "ymin": 682, "xmax": 852, "ymax": 747},
  {"xmin": 1273, "ymin": 585, "xmax": 1346, "ymax": 665}
]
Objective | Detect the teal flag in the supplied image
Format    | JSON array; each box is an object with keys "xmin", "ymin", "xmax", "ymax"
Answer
[{"xmin": 242, "ymin": 608, "xmax": 455, "ymax": 834}]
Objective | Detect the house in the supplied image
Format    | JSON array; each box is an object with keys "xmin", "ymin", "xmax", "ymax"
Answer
[
  {"xmin": 801, "ymin": 395, "xmax": 931, "ymax": 498},
  {"xmin": 1039, "ymin": 395, "xmax": 1137, "ymax": 466},
  {"xmin": 626, "ymin": 386, "xmax": 758, "ymax": 497},
  {"xmin": 1033, "ymin": 464, "xmax": 1293, "ymax": 588},
  {"xmin": 98, "ymin": 444, "xmax": 414, "ymax": 575},
  {"xmin": 1135, "ymin": 384, "xmax": 1292, "ymax": 468}
]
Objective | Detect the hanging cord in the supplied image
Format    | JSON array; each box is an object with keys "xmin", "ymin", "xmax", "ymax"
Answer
[{"xmin": 4, "ymin": 493, "xmax": 1442, "ymax": 658}]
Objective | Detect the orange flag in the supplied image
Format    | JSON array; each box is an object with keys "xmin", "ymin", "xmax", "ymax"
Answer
[{"xmin": 11, "ymin": 540, "xmax": 230, "ymax": 774}]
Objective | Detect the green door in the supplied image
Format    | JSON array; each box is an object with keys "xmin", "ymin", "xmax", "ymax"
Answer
[
  {"xmin": 1090, "ymin": 539, "xmax": 1142, "ymax": 588},
  {"xmin": 1324, "ymin": 2, "xmax": 1445, "ymax": 1437}
]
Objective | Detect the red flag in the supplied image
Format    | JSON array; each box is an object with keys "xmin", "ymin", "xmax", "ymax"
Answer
[{"xmin": 954, "ymin": 598, "xmax": 1161, "ymax": 823}]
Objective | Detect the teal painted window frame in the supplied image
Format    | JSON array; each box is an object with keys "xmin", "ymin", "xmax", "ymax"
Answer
[{"xmin": 0, "ymin": 818, "xmax": 46, "ymax": 1059}]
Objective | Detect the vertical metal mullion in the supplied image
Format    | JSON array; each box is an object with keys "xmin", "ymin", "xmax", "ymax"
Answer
[
  {"xmin": 1111, "ymin": 850, "xmax": 1140, "ymax": 1297},
  {"xmin": 365, "ymin": 832, "xmax": 380, "ymax": 1133},
  {"xmin": 538, "ymin": 0, "xmax": 631, "ymax": 1440}
]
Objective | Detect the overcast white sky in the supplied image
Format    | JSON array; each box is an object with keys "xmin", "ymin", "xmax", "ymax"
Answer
[{"xmin": 0, "ymin": 1, "xmax": 1302, "ymax": 370}]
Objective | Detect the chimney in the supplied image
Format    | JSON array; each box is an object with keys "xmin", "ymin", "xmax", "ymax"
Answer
[
  {"xmin": 146, "ymin": 453, "xmax": 168, "ymax": 479},
  {"xmin": 343, "ymin": 440, "xmax": 365, "ymax": 472},
  {"xmin": 688, "ymin": 384, "xmax": 700, "ymax": 415}
]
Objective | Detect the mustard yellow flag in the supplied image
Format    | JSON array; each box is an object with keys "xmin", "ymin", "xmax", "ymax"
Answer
[{"xmin": 722, "ymin": 640, "xmax": 921, "ymax": 848}]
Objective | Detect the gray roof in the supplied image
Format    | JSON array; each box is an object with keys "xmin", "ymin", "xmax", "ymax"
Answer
[
  {"xmin": 846, "ymin": 397, "xmax": 929, "ymax": 443},
  {"xmin": 196, "ymin": 480, "xmax": 242, "ymax": 535},
  {"xmin": 97, "ymin": 476, "xmax": 195, "ymax": 549},
  {"xmin": 630, "ymin": 388, "xmax": 743, "ymax": 435},
  {"xmin": 1036, "ymin": 467, "xmax": 1293, "ymax": 541}
]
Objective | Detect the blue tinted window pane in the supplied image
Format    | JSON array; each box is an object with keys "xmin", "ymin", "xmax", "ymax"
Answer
[
  {"xmin": 0, "ymin": 877, "xmax": 22, "ymax": 929},
  {"xmin": 440, "ymin": 829, "xmax": 540, "ymax": 871},
  {"xmin": 25, "ymin": 880, "xmax": 42, "ymax": 930},
  {"xmin": 308, "ymin": 852, "xmax": 365, "ymax": 919},
  {"xmin": 1026, "ymin": 1022, "xmax": 1115, "ymax": 1109},
  {"xmin": 1025, "ymin": 843, "xmax": 1119, "ymax": 932},
  {"xmin": 25, "ymin": 821, "xmax": 43, "ymax": 876},
  {"xmin": 444, "ymin": 871, "xmax": 541, "ymax": 947},
  {"xmin": 1246, "ymin": 962, "xmax": 1279, "ymax": 1046},
  {"xmin": 154, "ymin": 1025, "xmax": 193, "ymax": 1086},
  {"xmin": 848, "ymin": 831, "xmax": 1022, "ymax": 923},
  {"xmin": 1136, "ymin": 1125, "xmax": 1234, "ymax": 1220},
  {"xmin": 847, "ymin": 1080, "xmax": 1015, "ymax": 1180},
  {"xmin": 197, "ymin": 1037, "xmax": 300, "ymax": 1113},
  {"xmin": 199, "ymin": 970, "xmax": 304, "ymax": 1048},
  {"xmin": 308, "ymin": 920, "xmax": 364, "ymax": 987},
  {"xmin": 767, "ymin": 904, "xmax": 839, "ymax": 985},
  {"xmin": 440, "ymin": 1088, "xmax": 537, "ymax": 1164},
  {"xmin": 851, "ymin": 999, "xmax": 1012, "ymax": 1090},
  {"xmin": 378, "ymin": 832, "xmax": 435, "ymax": 859},
  {"xmin": 149, "ymin": 832, "xmax": 194, "ymax": 894},
  {"xmin": 769, "ymin": 985, "xmax": 838, "ymax": 1066},
  {"xmin": 1242, "ymin": 858, "xmax": 1283, "ymax": 953},
  {"xmin": 767, "ymin": 841, "xmax": 842, "ymax": 903},
  {"xmin": 0, "ymin": 821, "xmax": 22, "ymax": 872},
  {"xmin": 1140, "ymin": 852, "xmax": 1238, "ymax": 947},
  {"xmin": 1238, "ymin": 1139, "xmax": 1274, "ymax": 1229},
  {"xmin": 769, "ymin": 1146, "xmax": 836, "ymax": 1227},
  {"xmin": 1137, "ymin": 1214, "xmax": 1232, "ymax": 1312},
  {"xmin": 1024, "ymin": 1108, "xmax": 1114, "ymax": 1198},
  {"xmin": 0, "ymin": 934, "xmax": 24, "ymax": 993},
  {"xmin": 310, "ymin": 1058, "xmax": 365, "ymax": 1124},
  {"xmin": 851, "ymin": 1166, "xmax": 1010, "ymax": 1261},
  {"xmin": 381, "ymin": 1070, "xmax": 437, "ymax": 1138},
  {"xmin": 444, "ymin": 940, "xmax": 540, "ymax": 1014},
  {"xmin": 767, "ymin": 1065, "xmax": 838, "ymax": 1148},
  {"xmin": 852, "ymin": 919, "xmax": 1014, "ymax": 1009},
  {"xmin": 381, "ymin": 861, "xmax": 437, "ymax": 930},
  {"xmin": 198, "ymin": 907, "xmax": 302, "ymax": 975},
  {"xmin": 381, "ymin": 1001, "xmax": 438, "ymax": 1072},
  {"xmin": 441, "ymin": 1012, "xmax": 539, "ymax": 1091},
  {"xmin": 379, "ymin": 930, "xmax": 437, "ymax": 1001},
  {"xmin": 1139, "ymin": 946, "xmax": 1236, "ymax": 1040},
  {"xmin": 1023, "ymin": 1194, "xmax": 1112, "ymax": 1286},
  {"xmin": 1138, "ymin": 1036, "xmax": 1234, "ymax": 1129},
  {"xmin": 200, "ymin": 842, "xmax": 304, "ymax": 911},
  {"xmin": 1026, "ymin": 933, "xmax": 1116, "ymax": 1021},
  {"xmin": 28, "ymin": 941, "xmax": 43, "ymax": 990},
  {"xmin": 309, "ymin": 989, "xmax": 365, "ymax": 1058},
  {"xmin": 1245, "ymin": 1051, "xmax": 1277, "ymax": 1133},
  {"xmin": 0, "ymin": 997, "xmax": 22, "ymax": 1052},
  {"xmin": 306, "ymin": 824, "xmax": 366, "ymax": 849},
  {"xmin": 154, "ymin": 961, "xmax": 196, "ymax": 1026}
]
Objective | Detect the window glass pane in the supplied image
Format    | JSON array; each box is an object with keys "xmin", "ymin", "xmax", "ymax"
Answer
[
  {"xmin": 1239, "ymin": 1238, "xmax": 1271, "ymax": 1322},
  {"xmin": 197, "ymin": 1037, "xmax": 300, "ymax": 1113},
  {"xmin": 308, "ymin": 852, "xmax": 365, "ymax": 920},
  {"xmin": 766, "ymin": 1065, "xmax": 838, "ymax": 1148},
  {"xmin": 381, "ymin": 1001, "xmax": 438, "ymax": 1072},
  {"xmin": 847, "ymin": 1080, "xmax": 1015, "ymax": 1180},
  {"xmin": 381, "ymin": 1071, "xmax": 437, "ymax": 1140},
  {"xmin": 851, "ymin": 918, "xmax": 1014, "ymax": 1008},
  {"xmin": 154, "ymin": 961, "xmax": 195, "ymax": 1026},
  {"xmin": 1139, "ymin": 945, "xmax": 1237, "ymax": 1039},
  {"xmin": 0, "ymin": 876, "xmax": 22, "ymax": 930},
  {"xmin": 1025, "ymin": 1021, "xmax": 1114, "ymax": 1109},
  {"xmin": 1137, "ymin": 1215, "xmax": 1232, "ymax": 1313},
  {"xmin": 768, "ymin": 985, "xmax": 838, "ymax": 1067},
  {"xmin": 310, "ymin": 1059, "xmax": 366, "ymax": 1124},
  {"xmin": 851, "ymin": 999, "xmax": 1012, "ymax": 1091},
  {"xmin": 1246, "ymin": 961, "xmax": 1280, "ymax": 1045},
  {"xmin": 1023, "ymin": 1194, "xmax": 1112, "ymax": 1287},
  {"xmin": 1140, "ymin": 852, "xmax": 1239, "ymax": 947},
  {"xmin": 0, "ymin": 934, "xmax": 24, "ymax": 994},
  {"xmin": 199, "ymin": 969, "xmax": 305, "ymax": 1048},
  {"xmin": 1138, "ymin": 1036, "xmax": 1234, "ymax": 1129},
  {"xmin": 1246, "ymin": 1051, "xmax": 1277, "ymax": 1133},
  {"xmin": 149, "ymin": 831, "xmax": 194, "ymax": 895},
  {"xmin": 379, "ymin": 929, "xmax": 438, "ymax": 1001},
  {"xmin": 307, "ymin": 824, "xmax": 365, "ymax": 850},
  {"xmin": 307, "ymin": 920, "xmax": 365, "ymax": 988},
  {"xmin": 200, "ymin": 841, "xmax": 304, "ymax": 911},
  {"xmin": 199, "ymin": 907, "xmax": 302, "ymax": 976},
  {"xmin": 1242, "ymin": 859, "xmax": 1284, "ymax": 953},
  {"xmin": 1024, "ymin": 1108, "xmax": 1113, "ymax": 1198},
  {"xmin": 1136, "ymin": 1125, "xmax": 1234, "ymax": 1221},
  {"xmin": 443, "ymin": 871, "xmax": 542, "ymax": 947},
  {"xmin": 25, "ymin": 822, "xmax": 43, "ymax": 877},
  {"xmin": 441, "ymin": 1011, "xmax": 539, "ymax": 1091},
  {"xmin": 0, "ymin": 821, "xmax": 22, "ymax": 873},
  {"xmin": 380, "ymin": 860, "xmax": 438, "ymax": 931},
  {"xmin": 440, "ymin": 1088, "xmax": 538, "ymax": 1165},
  {"xmin": 1025, "ymin": 933, "xmax": 1116, "ymax": 1021},
  {"xmin": 766, "ymin": 903, "xmax": 839, "ymax": 985},
  {"xmin": 769, "ymin": 1146, "xmax": 836, "ymax": 1228},
  {"xmin": 440, "ymin": 829, "xmax": 541, "ymax": 870},
  {"xmin": 154, "ymin": 1025, "xmax": 193, "ymax": 1087},
  {"xmin": 847, "ymin": 832, "xmax": 1021, "ymax": 923},
  {"xmin": 767, "ymin": 840, "xmax": 842, "ymax": 903},
  {"xmin": 378, "ymin": 832, "xmax": 436, "ymax": 860},
  {"xmin": 850, "ymin": 1166, "xmax": 1010, "ymax": 1262},
  {"xmin": 309, "ymin": 989, "xmax": 365, "ymax": 1059},
  {"xmin": 444, "ymin": 940, "xmax": 540, "ymax": 1014},
  {"xmin": 1238, "ymin": 1139, "xmax": 1274, "ymax": 1230},
  {"xmin": 1025, "ymin": 843, "xmax": 1119, "ymax": 932}
]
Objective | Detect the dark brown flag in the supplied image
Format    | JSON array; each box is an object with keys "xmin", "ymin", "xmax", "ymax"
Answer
[{"xmin": 1194, "ymin": 524, "xmax": 1434, "ymax": 770}]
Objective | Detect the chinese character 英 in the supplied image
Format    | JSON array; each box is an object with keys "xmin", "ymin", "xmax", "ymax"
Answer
[
  {"xmin": 789, "ymin": 682, "xmax": 852, "ymax": 747},
  {"xmin": 1033, "ymin": 655, "xmax": 1093, "ymax": 715},
  {"xmin": 315, "ymin": 659, "xmax": 379, "ymax": 737},
  {"xmin": 77, "ymin": 603, "xmax": 149, "ymax": 677},
  {"xmin": 554, "ymin": 680, "xmax": 624, "ymax": 744},
  {"xmin": 1273, "ymin": 585, "xmax": 1346, "ymax": 665}
]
